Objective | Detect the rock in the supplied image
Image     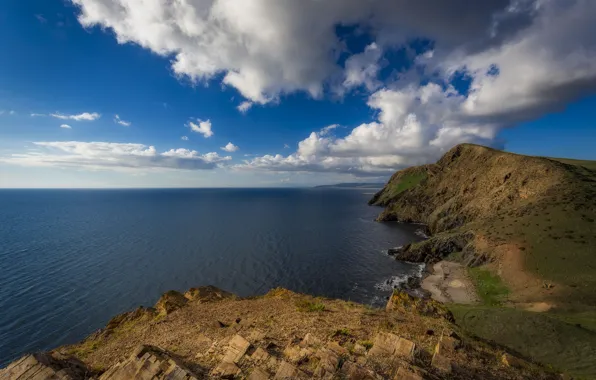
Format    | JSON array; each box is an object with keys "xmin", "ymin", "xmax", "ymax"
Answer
[
  {"xmin": 431, "ymin": 351, "xmax": 452, "ymax": 374},
  {"xmin": 368, "ymin": 332, "xmax": 401, "ymax": 357},
  {"xmin": 251, "ymin": 347, "xmax": 270, "ymax": 363},
  {"xmin": 353, "ymin": 344, "xmax": 367, "ymax": 356},
  {"xmin": 394, "ymin": 367, "xmax": 423, "ymax": 380},
  {"xmin": 0, "ymin": 353, "xmax": 91, "ymax": 380},
  {"xmin": 274, "ymin": 361, "xmax": 301, "ymax": 379},
  {"xmin": 184, "ymin": 285, "xmax": 234, "ymax": 302},
  {"xmin": 387, "ymin": 246, "xmax": 405, "ymax": 256},
  {"xmin": 434, "ymin": 335, "xmax": 460, "ymax": 355},
  {"xmin": 314, "ymin": 348, "xmax": 339, "ymax": 378},
  {"xmin": 326, "ymin": 341, "xmax": 349, "ymax": 356},
  {"xmin": 247, "ymin": 367, "xmax": 270, "ymax": 380},
  {"xmin": 212, "ymin": 361, "xmax": 241, "ymax": 378},
  {"xmin": 283, "ymin": 345, "xmax": 311, "ymax": 364},
  {"xmin": 341, "ymin": 362, "xmax": 376, "ymax": 380},
  {"xmin": 368, "ymin": 333, "xmax": 415, "ymax": 360},
  {"xmin": 99, "ymin": 345, "xmax": 199, "ymax": 380},
  {"xmin": 501, "ymin": 353, "xmax": 526, "ymax": 369},
  {"xmin": 395, "ymin": 338, "xmax": 415, "ymax": 359},
  {"xmin": 154, "ymin": 290, "xmax": 188, "ymax": 315},
  {"xmin": 386, "ymin": 290, "xmax": 454, "ymax": 322},
  {"xmin": 300, "ymin": 333, "xmax": 322, "ymax": 348},
  {"xmin": 222, "ymin": 335, "xmax": 251, "ymax": 364}
]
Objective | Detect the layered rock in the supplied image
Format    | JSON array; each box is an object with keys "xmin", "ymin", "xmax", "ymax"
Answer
[{"xmin": 1, "ymin": 286, "xmax": 560, "ymax": 380}]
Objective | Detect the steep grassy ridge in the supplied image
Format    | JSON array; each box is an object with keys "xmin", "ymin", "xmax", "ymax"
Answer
[{"xmin": 370, "ymin": 144, "xmax": 596, "ymax": 305}]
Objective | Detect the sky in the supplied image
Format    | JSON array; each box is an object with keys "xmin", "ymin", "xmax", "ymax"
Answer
[{"xmin": 1, "ymin": 0, "xmax": 595, "ymax": 188}]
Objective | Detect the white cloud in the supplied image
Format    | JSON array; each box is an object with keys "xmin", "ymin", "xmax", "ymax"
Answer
[
  {"xmin": 343, "ymin": 43, "xmax": 383, "ymax": 92},
  {"xmin": 181, "ymin": 136, "xmax": 189, "ymax": 141},
  {"xmin": 221, "ymin": 142, "xmax": 239, "ymax": 152},
  {"xmin": 114, "ymin": 114, "xmax": 132, "ymax": 126},
  {"xmin": 30, "ymin": 113, "xmax": 46, "ymax": 117},
  {"xmin": 70, "ymin": 0, "xmax": 531, "ymax": 105},
  {"xmin": 69, "ymin": 0, "xmax": 596, "ymax": 177},
  {"xmin": 238, "ymin": 83, "xmax": 500, "ymax": 176},
  {"xmin": 9, "ymin": 110, "xmax": 16, "ymax": 115},
  {"xmin": 319, "ymin": 124, "xmax": 340, "ymax": 136},
  {"xmin": 284, "ymin": 144, "xmax": 290, "ymax": 149},
  {"xmin": 188, "ymin": 119, "xmax": 213, "ymax": 138},
  {"xmin": 237, "ymin": 101, "xmax": 253, "ymax": 114},
  {"xmin": 60, "ymin": 124, "xmax": 72, "ymax": 129},
  {"xmin": 50, "ymin": 112, "xmax": 101, "ymax": 121},
  {"xmin": 0, "ymin": 141, "xmax": 231, "ymax": 171}
]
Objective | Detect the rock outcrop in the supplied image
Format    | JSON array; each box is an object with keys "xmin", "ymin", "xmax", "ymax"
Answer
[{"xmin": 1, "ymin": 286, "xmax": 561, "ymax": 380}]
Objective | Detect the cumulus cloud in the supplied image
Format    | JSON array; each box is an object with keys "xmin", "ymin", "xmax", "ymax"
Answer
[
  {"xmin": 69, "ymin": 0, "xmax": 596, "ymax": 176},
  {"xmin": 181, "ymin": 136, "xmax": 189, "ymax": 141},
  {"xmin": 343, "ymin": 43, "xmax": 383, "ymax": 92},
  {"xmin": 188, "ymin": 119, "xmax": 213, "ymax": 138},
  {"xmin": 221, "ymin": 142, "xmax": 239, "ymax": 152},
  {"xmin": 60, "ymin": 124, "xmax": 72, "ymax": 129},
  {"xmin": 237, "ymin": 83, "xmax": 502, "ymax": 176},
  {"xmin": 114, "ymin": 114, "xmax": 132, "ymax": 126},
  {"xmin": 0, "ymin": 141, "xmax": 231, "ymax": 171},
  {"xmin": 237, "ymin": 101, "xmax": 253, "ymax": 114},
  {"xmin": 70, "ymin": 0, "xmax": 532, "ymax": 105},
  {"xmin": 50, "ymin": 112, "xmax": 101, "ymax": 121}
]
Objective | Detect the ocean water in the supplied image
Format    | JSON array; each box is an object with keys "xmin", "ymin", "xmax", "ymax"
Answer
[{"xmin": 0, "ymin": 188, "xmax": 425, "ymax": 366}]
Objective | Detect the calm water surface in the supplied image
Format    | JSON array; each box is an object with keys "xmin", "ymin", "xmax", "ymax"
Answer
[{"xmin": 0, "ymin": 188, "xmax": 424, "ymax": 366}]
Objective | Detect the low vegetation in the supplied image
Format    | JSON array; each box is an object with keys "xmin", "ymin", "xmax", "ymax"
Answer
[
  {"xmin": 295, "ymin": 298, "xmax": 326, "ymax": 312},
  {"xmin": 468, "ymin": 267, "xmax": 510, "ymax": 306}
]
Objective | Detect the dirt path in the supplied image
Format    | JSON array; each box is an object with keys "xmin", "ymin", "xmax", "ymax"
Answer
[{"xmin": 421, "ymin": 261, "xmax": 478, "ymax": 304}]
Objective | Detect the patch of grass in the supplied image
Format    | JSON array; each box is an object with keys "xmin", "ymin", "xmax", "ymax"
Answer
[
  {"xmin": 332, "ymin": 328, "xmax": 351, "ymax": 337},
  {"xmin": 468, "ymin": 267, "xmax": 509, "ymax": 306},
  {"xmin": 449, "ymin": 305, "xmax": 596, "ymax": 379},
  {"xmin": 387, "ymin": 172, "xmax": 427, "ymax": 198},
  {"xmin": 295, "ymin": 299, "xmax": 326, "ymax": 312},
  {"xmin": 358, "ymin": 340, "xmax": 374, "ymax": 350}
]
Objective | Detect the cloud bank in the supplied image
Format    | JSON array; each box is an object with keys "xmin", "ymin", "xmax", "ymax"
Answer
[{"xmin": 1, "ymin": 141, "xmax": 231, "ymax": 171}]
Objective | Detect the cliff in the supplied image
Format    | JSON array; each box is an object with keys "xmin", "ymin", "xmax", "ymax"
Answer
[
  {"xmin": 0, "ymin": 286, "xmax": 561, "ymax": 380},
  {"xmin": 370, "ymin": 144, "xmax": 596, "ymax": 306}
]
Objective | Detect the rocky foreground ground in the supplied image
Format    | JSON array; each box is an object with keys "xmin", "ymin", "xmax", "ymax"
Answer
[{"xmin": 1, "ymin": 286, "xmax": 563, "ymax": 379}]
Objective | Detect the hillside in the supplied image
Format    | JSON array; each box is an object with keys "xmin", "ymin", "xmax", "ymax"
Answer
[
  {"xmin": 1, "ymin": 286, "xmax": 562, "ymax": 380},
  {"xmin": 370, "ymin": 143, "xmax": 596, "ymax": 306},
  {"xmin": 370, "ymin": 144, "xmax": 596, "ymax": 378}
]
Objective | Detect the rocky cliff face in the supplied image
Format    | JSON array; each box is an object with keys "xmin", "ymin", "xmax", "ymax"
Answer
[
  {"xmin": 0, "ymin": 286, "xmax": 561, "ymax": 379},
  {"xmin": 370, "ymin": 144, "xmax": 596, "ymax": 304}
]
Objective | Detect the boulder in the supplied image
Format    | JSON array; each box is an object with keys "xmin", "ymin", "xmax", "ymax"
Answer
[
  {"xmin": 314, "ymin": 348, "xmax": 339, "ymax": 378},
  {"xmin": 368, "ymin": 333, "xmax": 415, "ymax": 360},
  {"xmin": 274, "ymin": 361, "xmax": 301, "ymax": 379},
  {"xmin": 394, "ymin": 367, "xmax": 423, "ymax": 380},
  {"xmin": 0, "ymin": 353, "xmax": 91, "ymax": 380},
  {"xmin": 247, "ymin": 367, "xmax": 270, "ymax": 380},
  {"xmin": 222, "ymin": 335, "xmax": 251, "ymax": 364},
  {"xmin": 99, "ymin": 345, "xmax": 198, "ymax": 380}
]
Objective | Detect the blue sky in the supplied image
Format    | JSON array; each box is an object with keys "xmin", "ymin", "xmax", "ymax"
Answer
[{"xmin": 1, "ymin": 0, "xmax": 595, "ymax": 188}]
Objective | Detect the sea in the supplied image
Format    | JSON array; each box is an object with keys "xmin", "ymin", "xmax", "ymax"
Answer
[{"xmin": 0, "ymin": 188, "xmax": 426, "ymax": 367}]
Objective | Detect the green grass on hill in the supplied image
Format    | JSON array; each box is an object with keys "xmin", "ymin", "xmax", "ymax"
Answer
[
  {"xmin": 449, "ymin": 305, "xmax": 596, "ymax": 379},
  {"xmin": 468, "ymin": 267, "xmax": 510, "ymax": 306},
  {"xmin": 386, "ymin": 172, "xmax": 427, "ymax": 199}
]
